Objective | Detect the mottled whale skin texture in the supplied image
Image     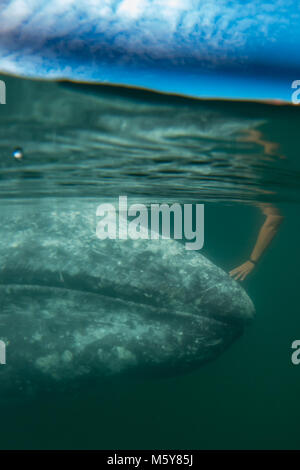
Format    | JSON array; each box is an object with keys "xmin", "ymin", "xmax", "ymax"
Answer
[{"xmin": 0, "ymin": 200, "xmax": 254, "ymax": 396}]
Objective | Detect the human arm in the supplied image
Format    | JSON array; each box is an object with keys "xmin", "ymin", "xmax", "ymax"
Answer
[{"xmin": 229, "ymin": 204, "xmax": 283, "ymax": 281}]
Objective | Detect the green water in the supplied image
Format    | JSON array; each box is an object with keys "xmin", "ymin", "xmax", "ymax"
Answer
[{"xmin": 0, "ymin": 74, "xmax": 299, "ymax": 450}]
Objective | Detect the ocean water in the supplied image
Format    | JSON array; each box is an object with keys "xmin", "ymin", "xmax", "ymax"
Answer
[{"xmin": 0, "ymin": 73, "xmax": 299, "ymax": 450}]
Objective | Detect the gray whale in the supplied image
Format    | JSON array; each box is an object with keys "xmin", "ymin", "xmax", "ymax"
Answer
[{"xmin": 0, "ymin": 200, "xmax": 254, "ymax": 395}]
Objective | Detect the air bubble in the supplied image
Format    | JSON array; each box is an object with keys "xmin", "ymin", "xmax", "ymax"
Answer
[{"xmin": 12, "ymin": 147, "xmax": 24, "ymax": 161}]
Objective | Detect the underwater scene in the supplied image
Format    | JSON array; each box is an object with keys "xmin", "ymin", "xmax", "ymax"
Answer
[
  {"xmin": 0, "ymin": 72, "xmax": 299, "ymax": 450},
  {"xmin": 1, "ymin": 0, "xmax": 300, "ymax": 453}
]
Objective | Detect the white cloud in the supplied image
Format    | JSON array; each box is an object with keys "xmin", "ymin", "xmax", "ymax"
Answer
[
  {"xmin": 0, "ymin": 0, "xmax": 298, "ymax": 78},
  {"xmin": 117, "ymin": 0, "xmax": 148, "ymax": 20}
]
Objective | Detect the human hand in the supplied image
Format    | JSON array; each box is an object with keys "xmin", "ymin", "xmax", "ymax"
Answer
[{"xmin": 229, "ymin": 260, "xmax": 255, "ymax": 281}]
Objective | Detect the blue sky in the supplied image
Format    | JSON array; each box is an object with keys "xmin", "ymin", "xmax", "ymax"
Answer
[{"xmin": 0, "ymin": 0, "xmax": 299, "ymax": 100}]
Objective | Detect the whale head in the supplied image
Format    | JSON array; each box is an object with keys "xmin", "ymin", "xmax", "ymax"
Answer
[{"xmin": 0, "ymin": 200, "xmax": 254, "ymax": 396}]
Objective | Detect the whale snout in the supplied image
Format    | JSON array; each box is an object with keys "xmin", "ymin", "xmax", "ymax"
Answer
[{"xmin": 193, "ymin": 278, "xmax": 256, "ymax": 325}]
